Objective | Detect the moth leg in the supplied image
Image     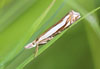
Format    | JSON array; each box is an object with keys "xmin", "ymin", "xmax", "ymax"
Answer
[
  {"xmin": 58, "ymin": 31, "xmax": 61, "ymax": 34},
  {"xmin": 48, "ymin": 37, "xmax": 53, "ymax": 40},
  {"xmin": 39, "ymin": 41, "xmax": 47, "ymax": 45},
  {"xmin": 34, "ymin": 45, "xmax": 39, "ymax": 57},
  {"xmin": 39, "ymin": 37, "xmax": 53, "ymax": 45}
]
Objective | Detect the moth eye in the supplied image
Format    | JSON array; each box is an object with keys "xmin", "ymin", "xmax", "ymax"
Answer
[
  {"xmin": 32, "ymin": 43, "xmax": 36, "ymax": 47},
  {"xmin": 32, "ymin": 43, "xmax": 34, "ymax": 45}
]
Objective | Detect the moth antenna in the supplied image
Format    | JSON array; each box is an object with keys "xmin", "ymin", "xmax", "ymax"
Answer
[{"xmin": 34, "ymin": 45, "xmax": 39, "ymax": 57}]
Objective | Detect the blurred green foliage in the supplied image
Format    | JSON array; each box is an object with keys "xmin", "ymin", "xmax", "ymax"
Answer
[{"xmin": 0, "ymin": 0, "xmax": 100, "ymax": 69}]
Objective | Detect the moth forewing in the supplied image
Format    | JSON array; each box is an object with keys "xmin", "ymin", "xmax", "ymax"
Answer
[{"xmin": 25, "ymin": 10, "xmax": 81, "ymax": 57}]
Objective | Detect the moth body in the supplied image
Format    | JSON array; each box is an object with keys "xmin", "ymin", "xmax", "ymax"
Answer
[{"xmin": 25, "ymin": 10, "xmax": 81, "ymax": 56}]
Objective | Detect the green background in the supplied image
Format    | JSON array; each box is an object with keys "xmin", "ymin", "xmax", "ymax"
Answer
[{"xmin": 0, "ymin": 0, "xmax": 100, "ymax": 69}]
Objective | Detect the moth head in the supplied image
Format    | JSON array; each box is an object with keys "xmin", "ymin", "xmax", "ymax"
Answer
[
  {"xmin": 70, "ymin": 10, "xmax": 81, "ymax": 23},
  {"xmin": 25, "ymin": 40, "xmax": 37, "ymax": 49}
]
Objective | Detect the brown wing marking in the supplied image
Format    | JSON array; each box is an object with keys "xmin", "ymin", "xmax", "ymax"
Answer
[
  {"xmin": 51, "ymin": 14, "xmax": 72, "ymax": 37},
  {"xmin": 36, "ymin": 12, "xmax": 71, "ymax": 41}
]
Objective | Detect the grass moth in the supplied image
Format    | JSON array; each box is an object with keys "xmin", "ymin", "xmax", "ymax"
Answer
[{"xmin": 25, "ymin": 10, "xmax": 81, "ymax": 57}]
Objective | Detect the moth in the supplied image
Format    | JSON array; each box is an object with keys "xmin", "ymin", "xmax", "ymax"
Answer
[{"xmin": 25, "ymin": 10, "xmax": 81, "ymax": 56}]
